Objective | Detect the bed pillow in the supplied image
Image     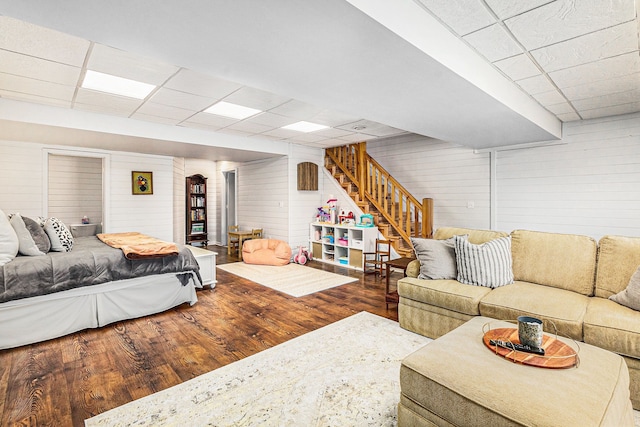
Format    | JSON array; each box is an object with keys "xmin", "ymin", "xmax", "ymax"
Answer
[
  {"xmin": 22, "ymin": 215, "xmax": 51, "ymax": 253},
  {"xmin": 9, "ymin": 213, "xmax": 45, "ymax": 256},
  {"xmin": 411, "ymin": 237, "xmax": 457, "ymax": 280},
  {"xmin": 44, "ymin": 217, "xmax": 74, "ymax": 252},
  {"xmin": 0, "ymin": 208, "xmax": 19, "ymax": 266},
  {"xmin": 454, "ymin": 234, "xmax": 513, "ymax": 288},
  {"xmin": 609, "ymin": 266, "xmax": 640, "ymax": 311}
]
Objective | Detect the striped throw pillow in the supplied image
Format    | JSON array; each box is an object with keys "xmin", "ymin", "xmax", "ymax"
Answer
[{"xmin": 454, "ymin": 235, "xmax": 513, "ymax": 288}]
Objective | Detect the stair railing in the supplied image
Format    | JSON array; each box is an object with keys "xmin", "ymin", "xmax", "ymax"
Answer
[{"xmin": 326, "ymin": 143, "xmax": 433, "ymax": 246}]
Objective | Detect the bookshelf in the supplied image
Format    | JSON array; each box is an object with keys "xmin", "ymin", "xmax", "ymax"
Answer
[
  {"xmin": 309, "ymin": 222, "xmax": 378, "ymax": 270},
  {"xmin": 186, "ymin": 174, "xmax": 208, "ymax": 246}
]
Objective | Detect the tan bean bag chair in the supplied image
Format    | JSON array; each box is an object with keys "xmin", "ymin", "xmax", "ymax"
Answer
[{"xmin": 242, "ymin": 239, "xmax": 291, "ymax": 266}]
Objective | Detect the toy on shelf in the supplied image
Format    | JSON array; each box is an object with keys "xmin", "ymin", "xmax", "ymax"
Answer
[
  {"xmin": 339, "ymin": 209, "xmax": 355, "ymax": 225},
  {"xmin": 356, "ymin": 213, "xmax": 375, "ymax": 227},
  {"xmin": 316, "ymin": 207, "xmax": 331, "ymax": 223},
  {"xmin": 316, "ymin": 195, "xmax": 339, "ymax": 224},
  {"xmin": 293, "ymin": 246, "xmax": 312, "ymax": 265}
]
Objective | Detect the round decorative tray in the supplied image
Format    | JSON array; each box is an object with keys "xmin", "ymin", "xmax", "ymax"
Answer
[{"xmin": 482, "ymin": 327, "xmax": 579, "ymax": 369}]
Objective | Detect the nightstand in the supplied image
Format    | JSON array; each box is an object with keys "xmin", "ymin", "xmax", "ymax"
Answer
[{"xmin": 186, "ymin": 245, "xmax": 217, "ymax": 289}]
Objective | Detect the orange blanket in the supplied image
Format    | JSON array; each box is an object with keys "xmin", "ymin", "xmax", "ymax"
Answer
[{"xmin": 97, "ymin": 232, "xmax": 179, "ymax": 260}]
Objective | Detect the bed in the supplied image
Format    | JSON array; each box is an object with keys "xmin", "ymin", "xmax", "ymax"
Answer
[{"xmin": 0, "ymin": 235, "xmax": 202, "ymax": 350}]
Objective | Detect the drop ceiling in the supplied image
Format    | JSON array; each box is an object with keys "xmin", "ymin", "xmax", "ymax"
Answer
[{"xmin": 0, "ymin": 0, "xmax": 637, "ymax": 161}]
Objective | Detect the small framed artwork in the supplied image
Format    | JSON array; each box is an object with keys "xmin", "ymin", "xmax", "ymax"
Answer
[{"xmin": 132, "ymin": 171, "xmax": 153, "ymax": 195}]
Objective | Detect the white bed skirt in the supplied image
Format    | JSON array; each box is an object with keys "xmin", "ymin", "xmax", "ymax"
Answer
[{"xmin": 0, "ymin": 272, "xmax": 200, "ymax": 350}]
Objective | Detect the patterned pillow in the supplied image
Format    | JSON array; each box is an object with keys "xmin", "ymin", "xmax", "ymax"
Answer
[
  {"xmin": 453, "ymin": 235, "xmax": 513, "ymax": 288},
  {"xmin": 43, "ymin": 217, "xmax": 74, "ymax": 252},
  {"xmin": 609, "ymin": 266, "xmax": 640, "ymax": 311},
  {"xmin": 411, "ymin": 237, "xmax": 457, "ymax": 280},
  {"xmin": 9, "ymin": 213, "xmax": 44, "ymax": 256},
  {"xmin": 22, "ymin": 215, "xmax": 51, "ymax": 253}
]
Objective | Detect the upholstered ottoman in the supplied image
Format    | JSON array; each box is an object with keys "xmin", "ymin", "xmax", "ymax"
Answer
[{"xmin": 399, "ymin": 316, "xmax": 634, "ymax": 426}]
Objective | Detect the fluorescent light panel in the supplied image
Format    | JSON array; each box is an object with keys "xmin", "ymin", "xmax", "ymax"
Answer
[
  {"xmin": 282, "ymin": 121, "xmax": 329, "ymax": 132},
  {"xmin": 82, "ymin": 70, "xmax": 156, "ymax": 99},
  {"xmin": 204, "ymin": 101, "xmax": 262, "ymax": 119}
]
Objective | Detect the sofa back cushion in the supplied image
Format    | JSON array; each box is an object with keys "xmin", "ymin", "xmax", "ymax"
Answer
[
  {"xmin": 511, "ymin": 230, "xmax": 597, "ymax": 296},
  {"xmin": 595, "ymin": 235, "xmax": 640, "ymax": 298},
  {"xmin": 434, "ymin": 227, "xmax": 508, "ymax": 244}
]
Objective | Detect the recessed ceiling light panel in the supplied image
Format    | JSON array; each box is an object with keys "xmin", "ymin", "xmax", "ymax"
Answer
[
  {"xmin": 204, "ymin": 101, "xmax": 262, "ymax": 119},
  {"xmin": 82, "ymin": 70, "xmax": 156, "ymax": 99},
  {"xmin": 282, "ymin": 121, "xmax": 329, "ymax": 132}
]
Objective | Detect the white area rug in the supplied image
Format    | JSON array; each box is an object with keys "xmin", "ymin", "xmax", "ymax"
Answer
[
  {"xmin": 85, "ymin": 312, "xmax": 431, "ymax": 426},
  {"xmin": 217, "ymin": 262, "xmax": 358, "ymax": 297}
]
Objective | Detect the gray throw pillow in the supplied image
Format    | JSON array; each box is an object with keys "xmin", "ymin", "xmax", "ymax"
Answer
[
  {"xmin": 609, "ymin": 266, "xmax": 640, "ymax": 311},
  {"xmin": 9, "ymin": 213, "xmax": 44, "ymax": 256},
  {"xmin": 22, "ymin": 215, "xmax": 51, "ymax": 253},
  {"xmin": 411, "ymin": 237, "xmax": 457, "ymax": 280},
  {"xmin": 454, "ymin": 234, "xmax": 513, "ymax": 288}
]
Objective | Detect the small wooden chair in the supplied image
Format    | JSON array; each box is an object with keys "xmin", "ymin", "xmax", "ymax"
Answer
[
  {"xmin": 363, "ymin": 239, "xmax": 391, "ymax": 277},
  {"xmin": 251, "ymin": 228, "xmax": 263, "ymax": 239},
  {"xmin": 228, "ymin": 225, "xmax": 240, "ymax": 253}
]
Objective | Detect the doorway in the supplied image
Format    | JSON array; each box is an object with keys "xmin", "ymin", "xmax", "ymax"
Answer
[{"xmin": 223, "ymin": 170, "xmax": 236, "ymax": 246}]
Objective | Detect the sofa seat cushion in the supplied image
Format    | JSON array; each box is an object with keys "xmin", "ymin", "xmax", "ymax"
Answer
[
  {"xmin": 398, "ymin": 277, "xmax": 492, "ymax": 316},
  {"xmin": 584, "ymin": 296, "xmax": 640, "ymax": 360},
  {"xmin": 479, "ymin": 281, "xmax": 589, "ymax": 340}
]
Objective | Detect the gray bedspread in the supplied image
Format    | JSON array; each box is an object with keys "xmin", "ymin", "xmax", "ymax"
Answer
[{"xmin": 1, "ymin": 236, "xmax": 202, "ymax": 303}]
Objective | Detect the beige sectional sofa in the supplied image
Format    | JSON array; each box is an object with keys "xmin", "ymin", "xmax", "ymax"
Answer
[{"xmin": 398, "ymin": 227, "xmax": 640, "ymax": 409}]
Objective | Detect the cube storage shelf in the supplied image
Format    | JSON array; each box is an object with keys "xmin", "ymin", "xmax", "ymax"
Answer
[{"xmin": 309, "ymin": 223, "xmax": 378, "ymax": 270}]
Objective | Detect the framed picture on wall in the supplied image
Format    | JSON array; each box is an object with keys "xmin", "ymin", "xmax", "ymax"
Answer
[{"xmin": 132, "ymin": 171, "xmax": 153, "ymax": 195}]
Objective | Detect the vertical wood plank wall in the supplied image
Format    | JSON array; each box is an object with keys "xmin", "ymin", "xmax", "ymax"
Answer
[
  {"xmin": 172, "ymin": 157, "xmax": 186, "ymax": 245},
  {"xmin": 47, "ymin": 154, "xmax": 102, "ymax": 227}
]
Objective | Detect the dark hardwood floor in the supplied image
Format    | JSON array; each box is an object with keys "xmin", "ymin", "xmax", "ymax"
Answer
[{"xmin": 0, "ymin": 246, "xmax": 401, "ymax": 426}]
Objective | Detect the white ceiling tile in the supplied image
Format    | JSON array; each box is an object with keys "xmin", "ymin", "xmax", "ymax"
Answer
[
  {"xmin": 0, "ymin": 16, "xmax": 89, "ymax": 66},
  {"xmin": 261, "ymin": 127, "xmax": 303, "ymax": 139},
  {"xmin": 0, "ymin": 90, "xmax": 71, "ymax": 108},
  {"xmin": 463, "ymin": 24, "xmax": 522, "ymax": 62},
  {"xmin": 308, "ymin": 109, "xmax": 361, "ymax": 127},
  {"xmin": 545, "ymin": 101, "xmax": 576, "ymax": 115},
  {"xmin": 531, "ymin": 90, "xmax": 567, "ymax": 106},
  {"xmin": 164, "ymin": 69, "xmax": 242, "ymax": 99},
  {"xmin": 494, "ymin": 54, "xmax": 540, "ymax": 80},
  {"xmin": 337, "ymin": 132, "xmax": 374, "ymax": 142},
  {"xmin": 0, "ymin": 72, "xmax": 75, "ymax": 101},
  {"xmin": 516, "ymin": 74, "xmax": 556, "ymax": 95},
  {"xmin": 187, "ymin": 112, "xmax": 239, "ymax": 128},
  {"xmin": 87, "ymin": 44, "xmax": 179, "ymax": 85},
  {"xmin": 243, "ymin": 112, "xmax": 295, "ymax": 128},
  {"xmin": 179, "ymin": 121, "xmax": 223, "ymax": 132},
  {"xmin": 531, "ymin": 21, "xmax": 638, "ymax": 73},
  {"xmin": 149, "ymin": 87, "xmax": 215, "ymax": 111},
  {"xmin": 572, "ymin": 88, "xmax": 640, "ymax": 111},
  {"xmin": 75, "ymin": 88, "xmax": 143, "ymax": 113},
  {"xmin": 315, "ymin": 138, "xmax": 350, "ymax": 148},
  {"xmin": 505, "ymin": 0, "xmax": 636, "ymax": 50},
  {"xmin": 549, "ymin": 51, "xmax": 640, "ymax": 89},
  {"xmin": 416, "ymin": 0, "xmax": 495, "ymax": 35},
  {"xmin": 135, "ymin": 102, "xmax": 195, "ymax": 121},
  {"xmin": 312, "ymin": 127, "xmax": 355, "ymax": 139},
  {"xmin": 579, "ymin": 101, "xmax": 640, "ymax": 120},
  {"xmin": 0, "ymin": 49, "xmax": 81, "ymax": 86},
  {"xmin": 484, "ymin": 0, "xmax": 553, "ymax": 20},
  {"xmin": 556, "ymin": 111, "xmax": 581, "ymax": 122},
  {"xmin": 221, "ymin": 86, "xmax": 290, "ymax": 111},
  {"xmin": 74, "ymin": 102, "xmax": 135, "ymax": 117},
  {"xmin": 216, "ymin": 127, "xmax": 253, "ymax": 137},
  {"xmin": 335, "ymin": 119, "xmax": 405, "ymax": 136},
  {"xmin": 226, "ymin": 121, "xmax": 274, "ymax": 134},
  {"xmin": 562, "ymin": 72, "xmax": 640, "ymax": 101},
  {"xmin": 285, "ymin": 132, "xmax": 327, "ymax": 144},
  {"xmin": 130, "ymin": 113, "xmax": 183, "ymax": 126},
  {"xmin": 267, "ymin": 100, "xmax": 325, "ymax": 120}
]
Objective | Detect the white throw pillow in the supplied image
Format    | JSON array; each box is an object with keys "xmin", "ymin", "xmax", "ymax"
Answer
[
  {"xmin": 411, "ymin": 237, "xmax": 457, "ymax": 280},
  {"xmin": 609, "ymin": 266, "xmax": 640, "ymax": 311},
  {"xmin": 0, "ymin": 208, "xmax": 19, "ymax": 266},
  {"xmin": 9, "ymin": 213, "xmax": 45, "ymax": 256},
  {"xmin": 454, "ymin": 234, "xmax": 514, "ymax": 288},
  {"xmin": 44, "ymin": 217, "xmax": 74, "ymax": 252}
]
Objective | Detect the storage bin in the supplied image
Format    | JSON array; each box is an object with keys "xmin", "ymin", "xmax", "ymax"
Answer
[
  {"xmin": 338, "ymin": 257, "xmax": 348, "ymax": 265},
  {"xmin": 351, "ymin": 240, "xmax": 363, "ymax": 249},
  {"xmin": 338, "ymin": 238, "xmax": 348, "ymax": 246}
]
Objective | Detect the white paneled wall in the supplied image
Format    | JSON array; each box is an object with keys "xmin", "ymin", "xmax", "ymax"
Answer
[
  {"xmin": 288, "ymin": 145, "xmax": 325, "ymax": 250},
  {"xmin": 496, "ymin": 113, "xmax": 640, "ymax": 239},
  {"xmin": 237, "ymin": 156, "xmax": 288, "ymax": 242},
  {"xmin": 48, "ymin": 154, "xmax": 102, "ymax": 227},
  {"xmin": 173, "ymin": 157, "xmax": 186, "ymax": 244},
  {"xmin": 367, "ymin": 134, "xmax": 491, "ymax": 230},
  {"xmin": 109, "ymin": 153, "xmax": 174, "ymax": 241},
  {"xmin": 0, "ymin": 140, "xmax": 44, "ymax": 217}
]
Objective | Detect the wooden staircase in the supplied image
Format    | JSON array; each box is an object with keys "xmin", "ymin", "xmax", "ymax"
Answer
[{"xmin": 325, "ymin": 142, "xmax": 433, "ymax": 258}]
